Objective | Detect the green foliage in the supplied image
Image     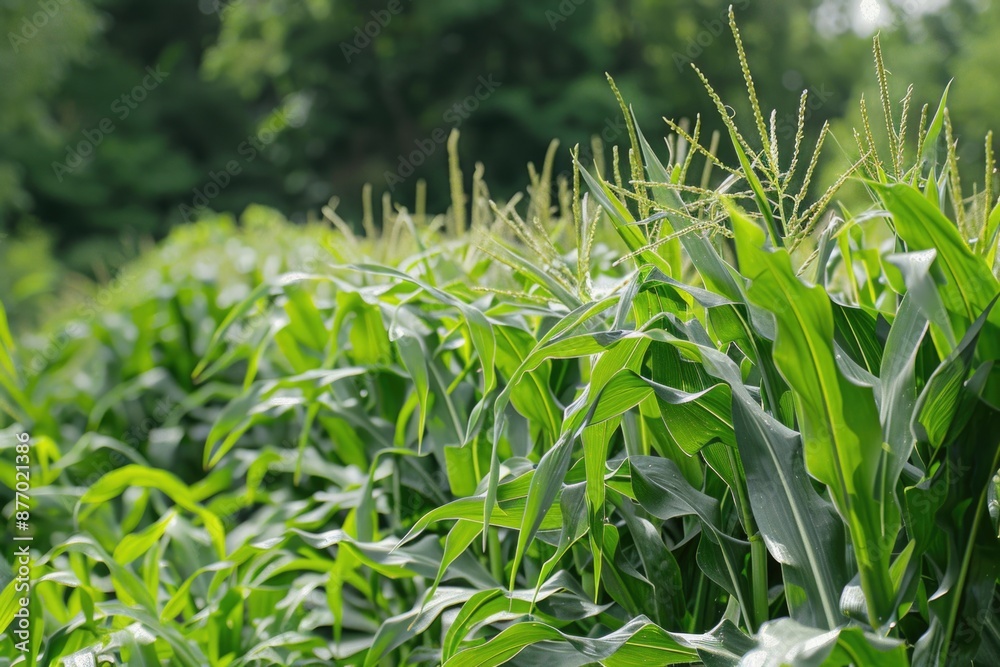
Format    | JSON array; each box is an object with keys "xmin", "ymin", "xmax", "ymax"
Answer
[
  {"xmin": 13, "ymin": 0, "xmax": 999, "ymax": 270},
  {"xmin": 0, "ymin": 230, "xmax": 64, "ymax": 332},
  {"xmin": 3, "ymin": 29, "xmax": 1000, "ymax": 667},
  {"xmin": 0, "ymin": 0, "xmax": 101, "ymax": 223}
]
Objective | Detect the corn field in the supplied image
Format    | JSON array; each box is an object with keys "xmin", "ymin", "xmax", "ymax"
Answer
[{"xmin": 2, "ymin": 22, "xmax": 1000, "ymax": 666}]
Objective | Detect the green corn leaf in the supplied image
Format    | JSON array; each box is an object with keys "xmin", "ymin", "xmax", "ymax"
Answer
[
  {"xmin": 913, "ymin": 296, "xmax": 998, "ymax": 452},
  {"xmin": 81, "ymin": 466, "xmax": 227, "ymax": 559},
  {"xmin": 631, "ymin": 456, "xmax": 753, "ymax": 623},
  {"xmin": 731, "ymin": 207, "xmax": 895, "ymax": 627},
  {"xmin": 743, "ymin": 619, "xmax": 908, "ymax": 666},
  {"xmin": 576, "ymin": 161, "xmax": 676, "ymax": 277},
  {"xmin": 644, "ymin": 330, "xmax": 848, "ymax": 630},
  {"xmin": 113, "ymin": 510, "xmax": 177, "ymax": 566},
  {"xmin": 634, "ymin": 120, "xmax": 742, "ymax": 299},
  {"xmin": 874, "ymin": 182, "xmax": 1000, "ymax": 360},
  {"xmin": 729, "ymin": 129, "xmax": 783, "ymax": 247},
  {"xmin": 920, "ymin": 81, "xmax": 951, "ymax": 166},
  {"xmin": 395, "ymin": 333, "xmax": 430, "ymax": 451},
  {"xmin": 443, "ymin": 616, "xmax": 700, "ymax": 667}
]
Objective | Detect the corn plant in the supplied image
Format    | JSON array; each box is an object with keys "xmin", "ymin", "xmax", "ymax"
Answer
[{"xmin": 2, "ymin": 20, "xmax": 1000, "ymax": 667}]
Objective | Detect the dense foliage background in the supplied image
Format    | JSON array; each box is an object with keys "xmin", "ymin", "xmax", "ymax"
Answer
[
  {"xmin": 2, "ymin": 1, "xmax": 1000, "ymax": 666},
  {"xmin": 2, "ymin": 0, "xmax": 999, "ymax": 275}
]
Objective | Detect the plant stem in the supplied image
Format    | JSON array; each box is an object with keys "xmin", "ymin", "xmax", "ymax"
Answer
[
  {"xmin": 749, "ymin": 535, "xmax": 769, "ymax": 632},
  {"xmin": 727, "ymin": 447, "xmax": 768, "ymax": 632},
  {"xmin": 488, "ymin": 528, "xmax": 504, "ymax": 583}
]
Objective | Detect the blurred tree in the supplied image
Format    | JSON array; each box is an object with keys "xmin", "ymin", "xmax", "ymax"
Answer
[
  {"xmin": 817, "ymin": 0, "xmax": 996, "ymax": 215},
  {"xmin": 4, "ymin": 0, "xmax": 287, "ymax": 268},
  {"xmin": 2, "ymin": 0, "xmax": 995, "ymax": 268},
  {"xmin": 197, "ymin": 0, "xmax": 867, "ymax": 220},
  {"xmin": 0, "ymin": 0, "xmax": 101, "ymax": 226}
]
